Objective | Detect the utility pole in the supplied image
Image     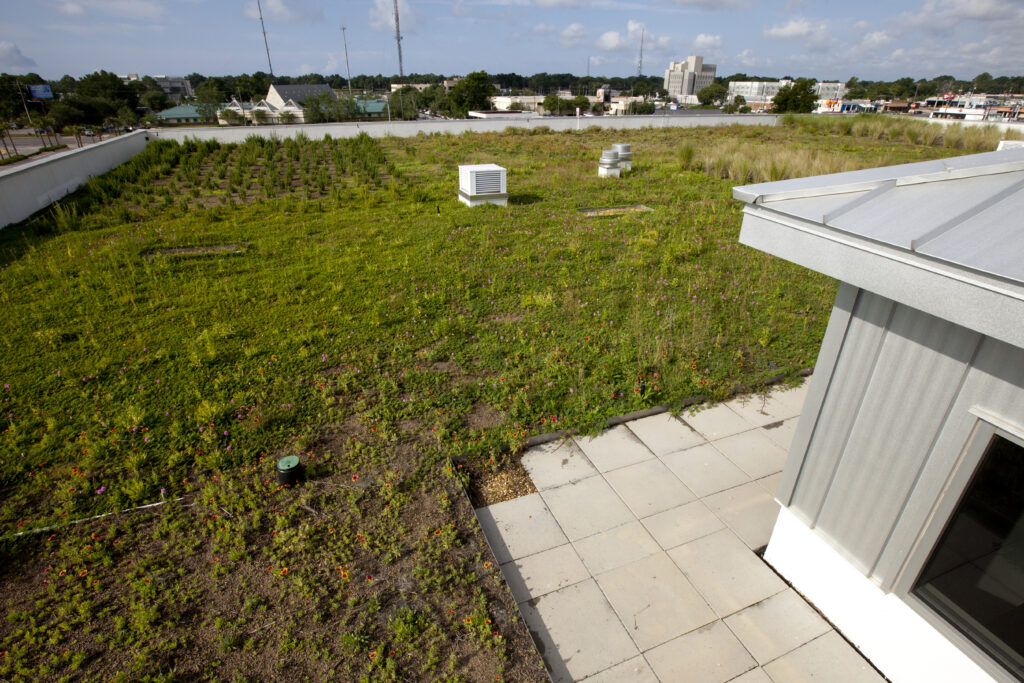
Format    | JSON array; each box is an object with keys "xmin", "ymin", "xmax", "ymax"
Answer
[
  {"xmin": 341, "ymin": 26, "xmax": 354, "ymax": 100},
  {"xmin": 637, "ymin": 27, "xmax": 644, "ymax": 78},
  {"xmin": 256, "ymin": 0, "xmax": 274, "ymax": 76},
  {"xmin": 16, "ymin": 82, "xmax": 33, "ymax": 125},
  {"xmin": 393, "ymin": 0, "xmax": 404, "ymax": 78}
]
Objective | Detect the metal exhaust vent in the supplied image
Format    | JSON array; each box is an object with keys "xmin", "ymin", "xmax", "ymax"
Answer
[
  {"xmin": 612, "ymin": 143, "xmax": 633, "ymax": 171},
  {"xmin": 598, "ymin": 149, "xmax": 621, "ymax": 178},
  {"xmin": 458, "ymin": 164, "xmax": 508, "ymax": 207}
]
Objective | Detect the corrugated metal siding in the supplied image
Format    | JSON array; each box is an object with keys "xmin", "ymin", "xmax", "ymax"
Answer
[
  {"xmin": 873, "ymin": 336, "xmax": 1024, "ymax": 588},
  {"xmin": 787, "ymin": 288, "xmax": 1024, "ymax": 583},
  {"xmin": 789, "ymin": 291, "xmax": 894, "ymax": 524}
]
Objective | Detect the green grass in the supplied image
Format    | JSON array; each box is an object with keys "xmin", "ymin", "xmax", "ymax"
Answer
[{"xmin": 0, "ymin": 121, "xmax": 983, "ymax": 680}]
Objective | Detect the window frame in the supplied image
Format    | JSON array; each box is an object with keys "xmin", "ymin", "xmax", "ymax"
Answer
[{"xmin": 894, "ymin": 408, "xmax": 1024, "ymax": 683}]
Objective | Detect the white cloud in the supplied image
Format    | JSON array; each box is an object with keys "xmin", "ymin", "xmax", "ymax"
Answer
[
  {"xmin": 764, "ymin": 18, "xmax": 814, "ymax": 39},
  {"xmin": 560, "ymin": 22, "xmax": 586, "ymax": 47},
  {"xmin": 860, "ymin": 30, "xmax": 890, "ymax": 49},
  {"xmin": 70, "ymin": 0, "xmax": 166, "ymax": 21},
  {"xmin": 595, "ymin": 20, "xmax": 669, "ymax": 53},
  {"xmin": 368, "ymin": 0, "xmax": 415, "ymax": 32},
  {"xmin": 57, "ymin": 2, "xmax": 86, "ymax": 16},
  {"xmin": 661, "ymin": 0, "xmax": 750, "ymax": 8},
  {"xmin": 733, "ymin": 48, "xmax": 760, "ymax": 68},
  {"xmin": 596, "ymin": 30, "xmax": 624, "ymax": 50},
  {"xmin": 245, "ymin": 0, "xmax": 324, "ymax": 23},
  {"xmin": 692, "ymin": 33, "xmax": 721, "ymax": 51},
  {"xmin": 532, "ymin": 23, "xmax": 556, "ymax": 34},
  {"xmin": 451, "ymin": 0, "xmax": 470, "ymax": 16},
  {"xmin": 0, "ymin": 41, "xmax": 37, "ymax": 69},
  {"xmin": 532, "ymin": 0, "xmax": 580, "ymax": 6}
]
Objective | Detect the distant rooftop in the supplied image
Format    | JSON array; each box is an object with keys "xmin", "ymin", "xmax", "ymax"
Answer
[{"xmin": 269, "ymin": 84, "xmax": 335, "ymax": 105}]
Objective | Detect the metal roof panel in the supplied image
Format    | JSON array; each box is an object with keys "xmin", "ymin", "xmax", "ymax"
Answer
[{"xmin": 918, "ymin": 186, "xmax": 1024, "ymax": 282}]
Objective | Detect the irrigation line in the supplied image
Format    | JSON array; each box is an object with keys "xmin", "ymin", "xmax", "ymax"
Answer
[
  {"xmin": 3, "ymin": 369, "xmax": 812, "ymax": 543},
  {"xmin": 3, "ymin": 496, "xmax": 193, "ymax": 542}
]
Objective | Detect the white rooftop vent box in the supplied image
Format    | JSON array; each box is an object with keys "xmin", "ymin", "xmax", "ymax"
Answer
[{"xmin": 458, "ymin": 164, "xmax": 508, "ymax": 207}]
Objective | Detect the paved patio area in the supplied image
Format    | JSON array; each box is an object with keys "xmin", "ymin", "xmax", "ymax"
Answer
[{"xmin": 477, "ymin": 382, "xmax": 885, "ymax": 682}]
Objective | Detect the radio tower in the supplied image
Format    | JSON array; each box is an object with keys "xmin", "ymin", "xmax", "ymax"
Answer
[
  {"xmin": 636, "ymin": 27, "xmax": 644, "ymax": 77},
  {"xmin": 340, "ymin": 26, "xmax": 354, "ymax": 100},
  {"xmin": 393, "ymin": 0, "xmax": 405, "ymax": 78},
  {"xmin": 256, "ymin": 0, "xmax": 274, "ymax": 76}
]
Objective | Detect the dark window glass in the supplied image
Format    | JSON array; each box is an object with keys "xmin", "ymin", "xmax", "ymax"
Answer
[{"xmin": 914, "ymin": 434, "xmax": 1024, "ymax": 679}]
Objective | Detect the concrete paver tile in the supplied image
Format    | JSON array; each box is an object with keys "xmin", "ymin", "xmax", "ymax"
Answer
[
  {"xmin": 761, "ymin": 418, "xmax": 799, "ymax": 452},
  {"xmin": 625, "ymin": 412, "xmax": 705, "ymax": 456},
  {"xmin": 540, "ymin": 476, "xmax": 635, "ymax": 542},
  {"xmin": 579, "ymin": 656, "xmax": 659, "ymax": 682},
  {"xmin": 756, "ymin": 472, "xmax": 783, "ymax": 497},
  {"xmin": 519, "ymin": 579, "xmax": 639, "ymax": 682},
  {"xmin": 641, "ymin": 500, "xmax": 725, "ymax": 550},
  {"xmin": 522, "ymin": 439, "xmax": 598, "ymax": 491},
  {"xmin": 763, "ymin": 631, "xmax": 884, "ymax": 683},
  {"xmin": 605, "ymin": 458, "xmax": 695, "ymax": 519},
  {"xmin": 668, "ymin": 528, "xmax": 786, "ymax": 617},
  {"xmin": 573, "ymin": 424, "xmax": 655, "ymax": 473},
  {"xmin": 662, "ymin": 442, "xmax": 752, "ymax": 498},
  {"xmin": 500, "ymin": 543, "xmax": 589, "ymax": 603},
  {"xmin": 712, "ymin": 430, "xmax": 789, "ymax": 480},
  {"xmin": 573, "ymin": 521, "xmax": 661, "ymax": 576},
  {"xmin": 645, "ymin": 621, "xmax": 758, "ymax": 683},
  {"xmin": 726, "ymin": 393, "xmax": 791, "ymax": 428},
  {"xmin": 596, "ymin": 552, "xmax": 717, "ymax": 651},
  {"xmin": 729, "ymin": 668, "xmax": 774, "ymax": 683},
  {"xmin": 476, "ymin": 493, "xmax": 568, "ymax": 564},
  {"xmin": 723, "ymin": 589, "xmax": 831, "ymax": 665},
  {"xmin": 704, "ymin": 481, "xmax": 780, "ymax": 550},
  {"xmin": 682, "ymin": 403, "xmax": 755, "ymax": 441},
  {"xmin": 760, "ymin": 381, "xmax": 810, "ymax": 420}
]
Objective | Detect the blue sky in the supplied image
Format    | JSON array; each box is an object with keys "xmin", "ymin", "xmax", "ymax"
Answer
[{"xmin": 1, "ymin": 0, "xmax": 1022, "ymax": 82}]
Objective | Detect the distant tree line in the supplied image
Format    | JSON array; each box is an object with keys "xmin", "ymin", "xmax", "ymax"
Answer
[{"xmin": 3, "ymin": 68, "xmax": 1022, "ymax": 132}]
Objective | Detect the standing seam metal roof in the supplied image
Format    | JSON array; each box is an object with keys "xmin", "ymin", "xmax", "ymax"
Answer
[{"xmin": 734, "ymin": 147, "xmax": 1024, "ymax": 285}]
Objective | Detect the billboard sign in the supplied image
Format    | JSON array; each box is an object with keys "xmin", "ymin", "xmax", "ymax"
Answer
[{"xmin": 28, "ymin": 84, "xmax": 54, "ymax": 100}]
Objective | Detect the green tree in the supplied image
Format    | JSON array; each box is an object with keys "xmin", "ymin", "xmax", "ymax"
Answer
[
  {"xmin": 194, "ymin": 79, "xmax": 225, "ymax": 121},
  {"xmin": 697, "ymin": 83, "xmax": 728, "ymax": 106},
  {"xmin": 448, "ymin": 71, "xmax": 497, "ymax": 114},
  {"xmin": 772, "ymin": 78, "xmax": 817, "ymax": 113},
  {"xmin": 140, "ymin": 90, "xmax": 172, "ymax": 112},
  {"xmin": 632, "ymin": 81, "xmax": 651, "ymax": 100},
  {"xmin": 542, "ymin": 92, "xmax": 561, "ymax": 114}
]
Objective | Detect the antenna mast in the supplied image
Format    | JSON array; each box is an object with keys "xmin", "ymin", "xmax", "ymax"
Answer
[
  {"xmin": 256, "ymin": 0, "xmax": 274, "ymax": 76},
  {"xmin": 393, "ymin": 0, "xmax": 404, "ymax": 78},
  {"xmin": 637, "ymin": 27, "xmax": 644, "ymax": 78},
  {"xmin": 340, "ymin": 26, "xmax": 354, "ymax": 100}
]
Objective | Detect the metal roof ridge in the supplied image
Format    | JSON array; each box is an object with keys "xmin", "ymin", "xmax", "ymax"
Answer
[
  {"xmin": 747, "ymin": 155, "xmax": 1024, "ymax": 206},
  {"xmin": 895, "ymin": 158, "xmax": 1024, "ymax": 187},
  {"xmin": 910, "ymin": 177, "xmax": 1024, "ymax": 251}
]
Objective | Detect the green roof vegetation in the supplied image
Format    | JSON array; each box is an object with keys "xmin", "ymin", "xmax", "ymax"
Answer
[{"xmin": 0, "ymin": 117, "xmax": 991, "ymax": 680}]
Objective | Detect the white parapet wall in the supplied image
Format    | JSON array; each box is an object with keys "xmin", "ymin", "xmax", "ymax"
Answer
[
  {"xmin": 0, "ymin": 115, "xmax": 779, "ymax": 229},
  {"xmin": 0, "ymin": 131, "xmax": 152, "ymax": 229},
  {"xmin": 152, "ymin": 114, "xmax": 779, "ymax": 143}
]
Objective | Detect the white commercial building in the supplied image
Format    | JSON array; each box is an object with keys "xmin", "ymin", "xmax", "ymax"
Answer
[
  {"xmin": 728, "ymin": 79, "xmax": 847, "ymax": 106},
  {"xmin": 664, "ymin": 56, "xmax": 716, "ymax": 104}
]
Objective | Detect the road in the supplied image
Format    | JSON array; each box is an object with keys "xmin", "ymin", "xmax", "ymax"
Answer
[{"xmin": 1, "ymin": 132, "xmax": 105, "ymax": 168}]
